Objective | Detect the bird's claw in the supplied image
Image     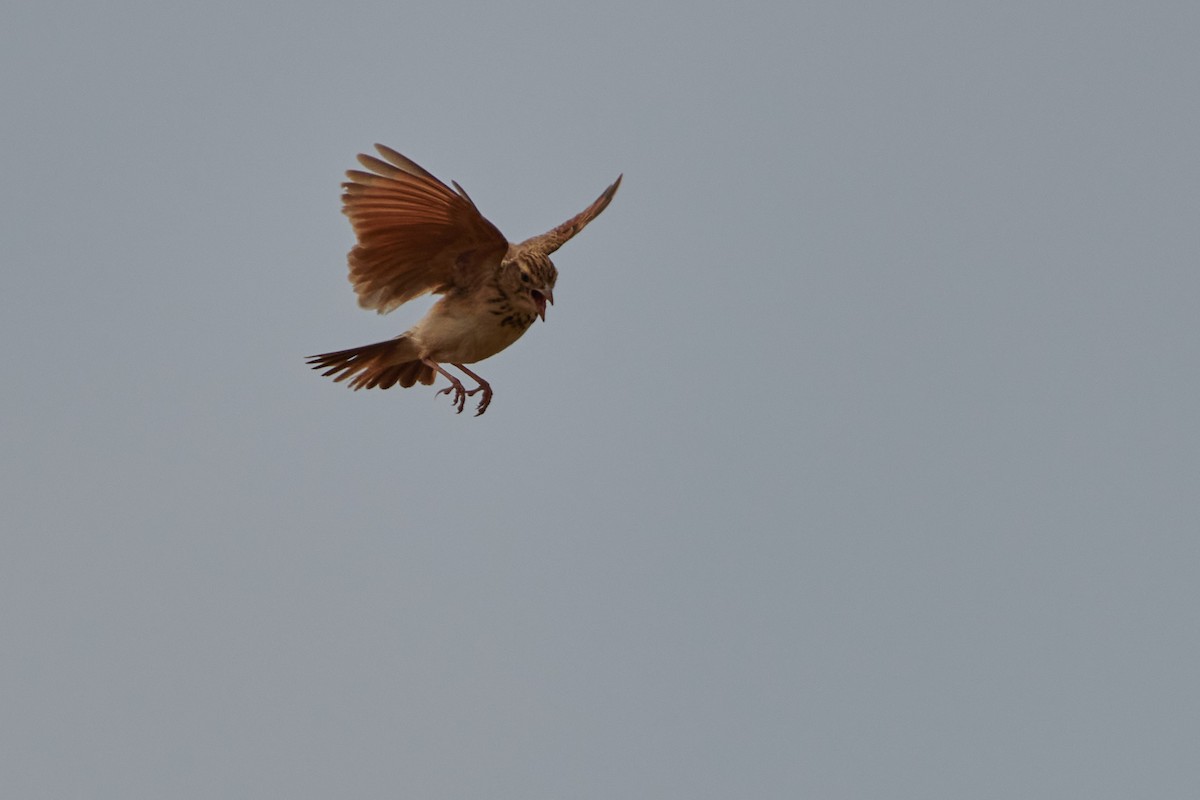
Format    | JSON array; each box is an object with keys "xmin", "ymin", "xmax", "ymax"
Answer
[
  {"xmin": 469, "ymin": 387, "xmax": 493, "ymax": 416},
  {"xmin": 432, "ymin": 366, "xmax": 492, "ymax": 416},
  {"xmin": 437, "ymin": 383, "xmax": 467, "ymax": 414}
]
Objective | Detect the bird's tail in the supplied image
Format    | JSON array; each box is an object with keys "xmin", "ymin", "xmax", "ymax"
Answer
[{"xmin": 306, "ymin": 336, "xmax": 435, "ymax": 390}]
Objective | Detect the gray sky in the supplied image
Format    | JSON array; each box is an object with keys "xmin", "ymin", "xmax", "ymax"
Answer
[{"xmin": 3, "ymin": 1, "xmax": 1198, "ymax": 797}]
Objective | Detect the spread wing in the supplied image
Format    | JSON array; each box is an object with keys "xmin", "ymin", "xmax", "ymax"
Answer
[
  {"xmin": 516, "ymin": 174, "xmax": 622, "ymax": 257},
  {"xmin": 341, "ymin": 144, "xmax": 510, "ymax": 313}
]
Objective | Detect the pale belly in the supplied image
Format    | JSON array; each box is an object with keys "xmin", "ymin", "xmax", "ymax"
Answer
[{"xmin": 413, "ymin": 304, "xmax": 535, "ymax": 364}]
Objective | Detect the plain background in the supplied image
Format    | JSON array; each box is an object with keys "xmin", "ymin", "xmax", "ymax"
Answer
[{"xmin": 3, "ymin": 2, "xmax": 1198, "ymax": 797}]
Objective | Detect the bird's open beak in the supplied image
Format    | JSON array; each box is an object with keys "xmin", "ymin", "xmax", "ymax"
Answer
[{"xmin": 533, "ymin": 289, "xmax": 554, "ymax": 321}]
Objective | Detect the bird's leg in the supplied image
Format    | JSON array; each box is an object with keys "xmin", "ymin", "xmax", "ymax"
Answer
[
  {"xmin": 423, "ymin": 359, "xmax": 470, "ymax": 414},
  {"xmin": 452, "ymin": 363, "xmax": 493, "ymax": 416}
]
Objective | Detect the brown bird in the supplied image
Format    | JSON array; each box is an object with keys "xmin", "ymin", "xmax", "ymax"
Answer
[{"xmin": 307, "ymin": 144, "xmax": 621, "ymax": 415}]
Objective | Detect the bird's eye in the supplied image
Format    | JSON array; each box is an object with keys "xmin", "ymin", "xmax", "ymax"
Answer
[{"xmin": 520, "ymin": 273, "xmax": 531, "ymax": 283}]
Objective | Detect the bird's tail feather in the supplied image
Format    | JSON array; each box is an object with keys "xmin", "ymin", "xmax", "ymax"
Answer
[{"xmin": 306, "ymin": 336, "xmax": 435, "ymax": 390}]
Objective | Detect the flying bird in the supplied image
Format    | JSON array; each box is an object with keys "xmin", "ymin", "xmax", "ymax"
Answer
[{"xmin": 307, "ymin": 144, "xmax": 621, "ymax": 416}]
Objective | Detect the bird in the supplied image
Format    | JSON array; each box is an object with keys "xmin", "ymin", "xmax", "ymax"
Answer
[{"xmin": 307, "ymin": 144, "xmax": 621, "ymax": 416}]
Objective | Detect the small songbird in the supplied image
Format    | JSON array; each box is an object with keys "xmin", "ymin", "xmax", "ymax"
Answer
[{"xmin": 307, "ymin": 144, "xmax": 621, "ymax": 416}]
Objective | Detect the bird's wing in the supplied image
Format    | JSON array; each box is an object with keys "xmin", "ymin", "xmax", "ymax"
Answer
[
  {"xmin": 341, "ymin": 144, "xmax": 510, "ymax": 313},
  {"xmin": 516, "ymin": 175, "xmax": 622, "ymax": 257}
]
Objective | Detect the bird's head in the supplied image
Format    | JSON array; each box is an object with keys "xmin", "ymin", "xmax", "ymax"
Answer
[{"xmin": 514, "ymin": 253, "xmax": 558, "ymax": 322}]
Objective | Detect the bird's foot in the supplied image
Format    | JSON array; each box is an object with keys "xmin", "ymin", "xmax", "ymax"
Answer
[
  {"xmin": 466, "ymin": 385, "xmax": 493, "ymax": 416},
  {"xmin": 437, "ymin": 378, "xmax": 469, "ymax": 414}
]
